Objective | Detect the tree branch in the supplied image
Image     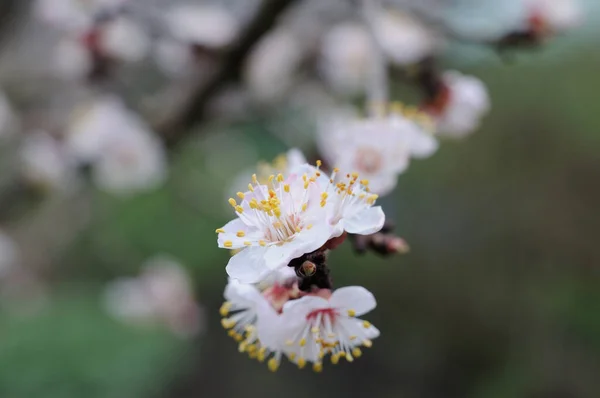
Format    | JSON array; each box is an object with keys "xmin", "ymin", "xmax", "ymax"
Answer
[{"xmin": 158, "ymin": 0, "xmax": 300, "ymax": 148}]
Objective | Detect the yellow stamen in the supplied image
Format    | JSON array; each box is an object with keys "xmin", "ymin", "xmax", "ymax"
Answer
[
  {"xmin": 223, "ymin": 241, "xmax": 233, "ymax": 248},
  {"xmin": 363, "ymin": 320, "xmax": 372, "ymax": 328},
  {"xmin": 268, "ymin": 358, "xmax": 279, "ymax": 372},
  {"xmin": 331, "ymin": 353, "xmax": 340, "ymax": 365},
  {"xmin": 236, "ymin": 192, "xmax": 245, "ymax": 199},
  {"xmin": 297, "ymin": 358, "xmax": 306, "ymax": 369},
  {"xmin": 352, "ymin": 348, "xmax": 362, "ymax": 358},
  {"xmin": 228, "ymin": 198, "xmax": 237, "ymax": 207},
  {"xmin": 221, "ymin": 318, "xmax": 235, "ymax": 329},
  {"xmin": 215, "ymin": 228, "xmax": 225, "ymax": 234},
  {"xmin": 299, "ymin": 338, "xmax": 306, "ymax": 347},
  {"xmin": 313, "ymin": 362, "xmax": 323, "ymax": 372},
  {"xmin": 219, "ymin": 302, "xmax": 231, "ymax": 316},
  {"xmin": 236, "ymin": 231, "xmax": 245, "ymax": 237}
]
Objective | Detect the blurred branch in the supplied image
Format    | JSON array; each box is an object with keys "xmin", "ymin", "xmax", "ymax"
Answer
[
  {"xmin": 0, "ymin": 0, "xmax": 22, "ymax": 49},
  {"xmin": 157, "ymin": 0, "xmax": 300, "ymax": 148}
]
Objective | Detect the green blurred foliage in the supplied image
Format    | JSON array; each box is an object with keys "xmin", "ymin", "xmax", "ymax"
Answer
[{"xmin": 0, "ymin": 290, "xmax": 186, "ymax": 398}]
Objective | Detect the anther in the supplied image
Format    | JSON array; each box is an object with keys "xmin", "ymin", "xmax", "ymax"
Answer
[
  {"xmin": 224, "ymin": 241, "xmax": 233, "ymax": 248},
  {"xmin": 313, "ymin": 362, "xmax": 323, "ymax": 372},
  {"xmin": 236, "ymin": 192, "xmax": 245, "ymax": 199},
  {"xmin": 268, "ymin": 358, "xmax": 279, "ymax": 372},
  {"xmin": 236, "ymin": 231, "xmax": 245, "ymax": 237},
  {"xmin": 215, "ymin": 228, "xmax": 225, "ymax": 234},
  {"xmin": 347, "ymin": 309, "xmax": 356, "ymax": 317},
  {"xmin": 297, "ymin": 358, "xmax": 307, "ymax": 369}
]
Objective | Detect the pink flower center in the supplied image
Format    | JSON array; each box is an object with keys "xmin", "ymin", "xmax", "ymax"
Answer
[
  {"xmin": 306, "ymin": 308, "xmax": 338, "ymax": 322},
  {"xmin": 355, "ymin": 147, "xmax": 382, "ymax": 174}
]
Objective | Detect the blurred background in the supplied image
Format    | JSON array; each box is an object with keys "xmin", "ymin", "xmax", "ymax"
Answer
[{"xmin": 0, "ymin": 0, "xmax": 599, "ymax": 397}]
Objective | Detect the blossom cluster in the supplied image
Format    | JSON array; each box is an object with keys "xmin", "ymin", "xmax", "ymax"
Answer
[{"xmin": 216, "ymin": 152, "xmax": 385, "ymax": 371}]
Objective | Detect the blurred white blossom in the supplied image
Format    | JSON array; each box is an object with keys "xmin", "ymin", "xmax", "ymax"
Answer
[
  {"xmin": 318, "ymin": 106, "xmax": 435, "ymax": 195},
  {"xmin": 99, "ymin": 16, "xmax": 150, "ymax": 63},
  {"xmin": 373, "ymin": 10, "xmax": 440, "ymax": 66},
  {"xmin": 103, "ymin": 255, "xmax": 204, "ymax": 338},
  {"xmin": 165, "ymin": 4, "xmax": 239, "ymax": 49},
  {"xmin": 34, "ymin": 0, "xmax": 128, "ymax": 32},
  {"xmin": 53, "ymin": 37, "xmax": 93, "ymax": 80},
  {"xmin": 19, "ymin": 131, "xmax": 78, "ymax": 192},
  {"xmin": 526, "ymin": 0, "xmax": 583, "ymax": 35},
  {"xmin": 424, "ymin": 71, "xmax": 490, "ymax": 138},
  {"xmin": 153, "ymin": 38, "xmax": 195, "ymax": 77},
  {"xmin": 244, "ymin": 28, "xmax": 305, "ymax": 103},
  {"xmin": 92, "ymin": 125, "xmax": 167, "ymax": 197},
  {"xmin": 319, "ymin": 23, "xmax": 373, "ymax": 96},
  {"xmin": 66, "ymin": 96, "xmax": 167, "ymax": 196}
]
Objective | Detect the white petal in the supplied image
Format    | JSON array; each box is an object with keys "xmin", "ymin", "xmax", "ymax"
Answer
[
  {"xmin": 367, "ymin": 173, "xmax": 399, "ymax": 196},
  {"xmin": 408, "ymin": 132, "xmax": 439, "ymax": 159},
  {"xmin": 364, "ymin": 323, "xmax": 380, "ymax": 339},
  {"xmin": 330, "ymin": 286, "xmax": 377, "ymax": 316},
  {"xmin": 225, "ymin": 247, "xmax": 271, "ymax": 283},
  {"xmin": 217, "ymin": 217, "xmax": 261, "ymax": 249},
  {"xmin": 343, "ymin": 206, "xmax": 385, "ymax": 235},
  {"xmin": 224, "ymin": 279, "xmax": 263, "ymax": 303},
  {"xmin": 263, "ymin": 226, "xmax": 332, "ymax": 270},
  {"xmin": 282, "ymin": 295, "xmax": 329, "ymax": 317}
]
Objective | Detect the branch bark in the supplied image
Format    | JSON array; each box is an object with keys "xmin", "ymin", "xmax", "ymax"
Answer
[{"xmin": 158, "ymin": 0, "xmax": 299, "ymax": 148}]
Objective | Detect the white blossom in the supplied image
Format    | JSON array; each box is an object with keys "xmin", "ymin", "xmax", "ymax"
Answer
[
  {"xmin": 165, "ymin": 4, "xmax": 238, "ymax": 49},
  {"xmin": 373, "ymin": 9, "xmax": 439, "ymax": 66},
  {"xmin": 153, "ymin": 38, "xmax": 195, "ymax": 77},
  {"xmin": 66, "ymin": 96, "xmax": 167, "ymax": 196},
  {"xmin": 244, "ymin": 28, "xmax": 305, "ymax": 102},
  {"xmin": 19, "ymin": 131, "xmax": 78, "ymax": 192},
  {"xmin": 217, "ymin": 160, "xmax": 385, "ymax": 283},
  {"xmin": 526, "ymin": 0, "xmax": 583, "ymax": 35},
  {"xmin": 317, "ymin": 106, "xmax": 435, "ymax": 196},
  {"xmin": 319, "ymin": 23, "xmax": 373, "ymax": 96},
  {"xmin": 103, "ymin": 255, "xmax": 203, "ymax": 338},
  {"xmin": 217, "ymin": 167, "xmax": 333, "ymax": 284},
  {"xmin": 277, "ymin": 286, "xmax": 380, "ymax": 371},
  {"xmin": 34, "ymin": 0, "xmax": 128, "ymax": 32},
  {"xmin": 53, "ymin": 37, "xmax": 93, "ymax": 80},
  {"xmin": 99, "ymin": 16, "xmax": 150, "ymax": 63},
  {"xmin": 425, "ymin": 71, "xmax": 490, "ymax": 138},
  {"xmin": 220, "ymin": 279, "xmax": 285, "ymax": 366},
  {"xmin": 92, "ymin": 123, "xmax": 167, "ymax": 197}
]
